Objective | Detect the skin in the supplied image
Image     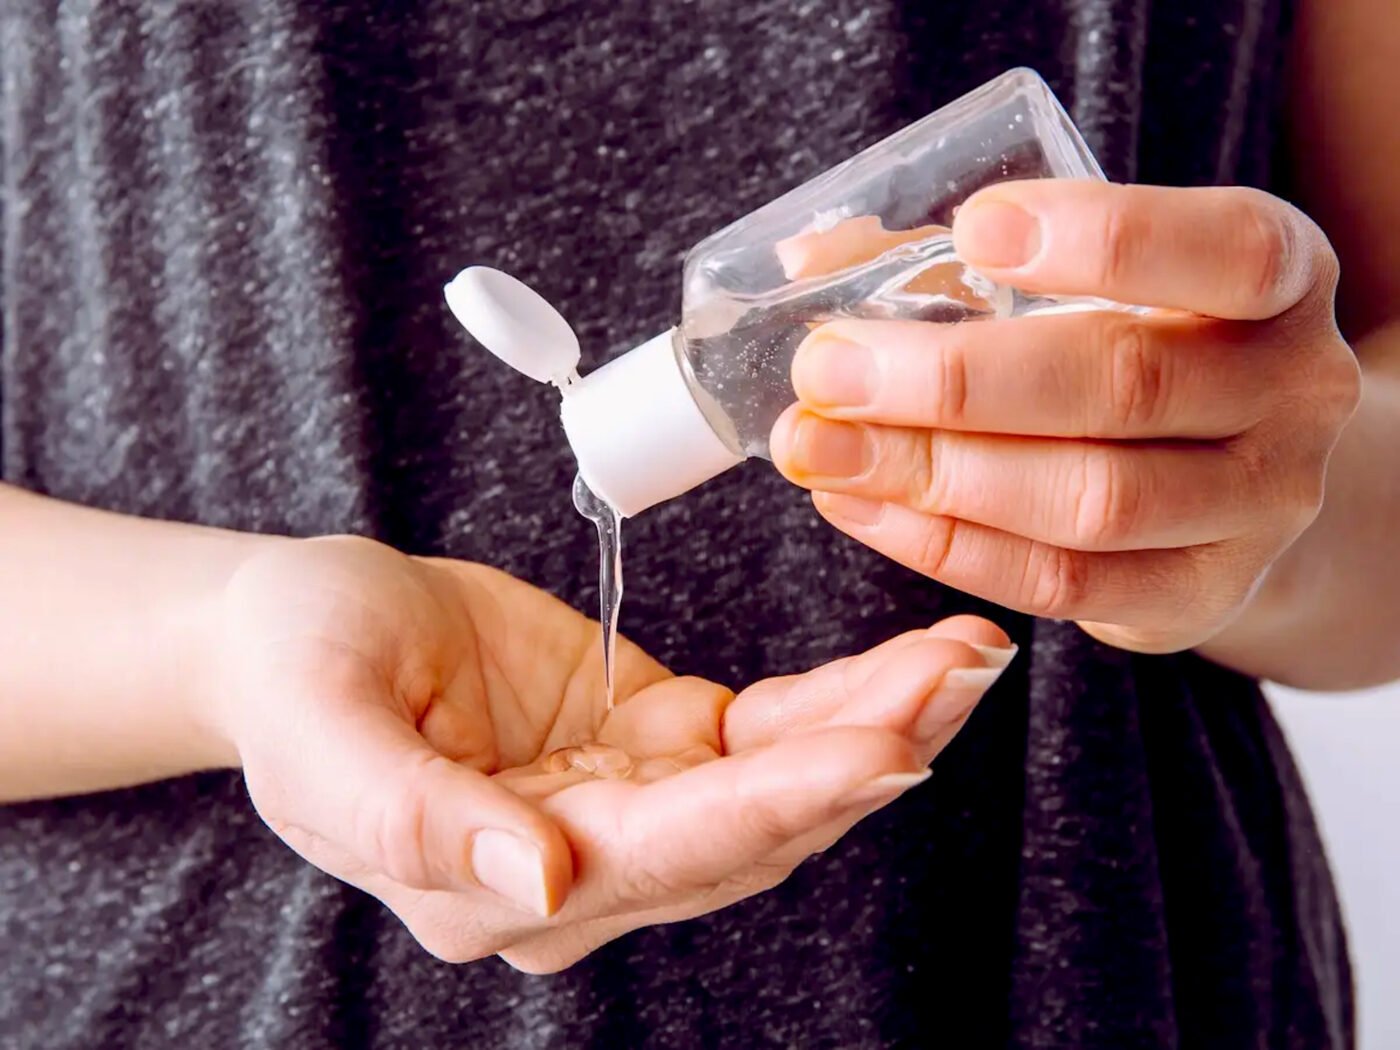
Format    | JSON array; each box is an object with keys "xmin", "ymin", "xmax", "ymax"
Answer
[
  {"xmin": 772, "ymin": 182, "xmax": 1361, "ymax": 660},
  {"xmin": 0, "ymin": 485, "xmax": 1012, "ymax": 971},
  {"xmin": 1, "ymin": 0, "xmax": 1392, "ymax": 973},
  {"xmin": 771, "ymin": 0, "xmax": 1400, "ymax": 689}
]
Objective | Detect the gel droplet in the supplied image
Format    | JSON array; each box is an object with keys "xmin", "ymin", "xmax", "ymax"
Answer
[{"xmin": 543, "ymin": 743, "xmax": 634, "ymax": 779}]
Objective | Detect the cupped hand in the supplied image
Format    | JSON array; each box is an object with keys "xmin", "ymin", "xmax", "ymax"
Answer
[
  {"xmin": 771, "ymin": 180, "xmax": 1361, "ymax": 653},
  {"xmin": 206, "ymin": 535, "xmax": 1013, "ymax": 972}
]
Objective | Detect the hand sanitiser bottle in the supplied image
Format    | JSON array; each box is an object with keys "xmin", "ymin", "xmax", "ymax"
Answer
[
  {"xmin": 447, "ymin": 68, "xmax": 1122, "ymax": 714},
  {"xmin": 446, "ymin": 68, "xmax": 1119, "ymax": 519}
]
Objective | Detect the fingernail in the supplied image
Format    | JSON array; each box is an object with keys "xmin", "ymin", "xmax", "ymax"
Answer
[
  {"xmin": 846, "ymin": 769, "xmax": 930, "ymax": 807},
  {"xmin": 914, "ymin": 663, "xmax": 1010, "ymax": 742},
  {"xmin": 795, "ymin": 335, "xmax": 875, "ymax": 407},
  {"xmin": 815, "ymin": 492, "xmax": 885, "ymax": 526},
  {"xmin": 957, "ymin": 199, "xmax": 1041, "ymax": 269},
  {"xmin": 970, "ymin": 643, "xmax": 1019, "ymax": 670},
  {"xmin": 943, "ymin": 666, "xmax": 1008, "ymax": 690},
  {"xmin": 471, "ymin": 830, "xmax": 551, "ymax": 917},
  {"xmin": 790, "ymin": 415, "xmax": 868, "ymax": 478}
]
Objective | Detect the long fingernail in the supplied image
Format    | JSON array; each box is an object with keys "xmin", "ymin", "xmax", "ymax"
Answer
[
  {"xmin": 795, "ymin": 335, "xmax": 875, "ymax": 407},
  {"xmin": 914, "ymin": 662, "xmax": 1012, "ymax": 741},
  {"xmin": 791, "ymin": 415, "xmax": 868, "ymax": 478},
  {"xmin": 846, "ymin": 769, "xmax": 930, "ymax": 807},
  {"xmin": 815, "ymin": 492, "xmax": 886, "ymax": 526},
  {"xmin": 471, "ymin": 830, "xmax": 551, "ymax": 917},
  {"xmin": 943, "ymin": 666, "xmax": 1007, "ymax": 690},
  {"xmin": 970, "ymin": 643, "xmax": 1019, "ymax": 669},
  {"xmin": 957, "ymin": 199, "xmax": 1041, "ymax": 269}
]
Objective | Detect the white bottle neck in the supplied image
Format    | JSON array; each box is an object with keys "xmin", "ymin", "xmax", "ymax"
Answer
[{"xmin": 559, "ymin": 329, "xmax": 744, "ymax": 517}]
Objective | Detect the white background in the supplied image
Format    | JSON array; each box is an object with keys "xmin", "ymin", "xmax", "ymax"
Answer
[{"xmin": 1269, "ymin": 682, "xmax": 1400, "ymax": 1050}]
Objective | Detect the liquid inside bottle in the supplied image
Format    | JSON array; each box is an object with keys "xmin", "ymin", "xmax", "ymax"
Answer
[{"xmin": 679, "ymin": 223, "xmax": 1108, "ymax": 458}]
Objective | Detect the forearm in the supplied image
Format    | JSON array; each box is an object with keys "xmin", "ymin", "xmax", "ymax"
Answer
[
  {"xmin": 0, "ymin": 485, "xmax": 274, "ymax": 801},
  {"xmin": 1199, "ymin": 321, "xmax": 1400, "ymax": 689}
]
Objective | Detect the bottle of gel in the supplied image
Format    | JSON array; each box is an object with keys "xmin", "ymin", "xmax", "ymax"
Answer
[{"xmin": 447, "ymin": 68, "xmax": 1121, "ymax": 519}]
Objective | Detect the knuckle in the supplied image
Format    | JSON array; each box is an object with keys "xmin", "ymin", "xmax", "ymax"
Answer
[
  {"xmin": 1236, "ymin": 194, "xmax": 1295, "ymax": 308},
  {"xmin": 406, "ymin": 920, "xmax": 497, "ymax": 965},
  {"xmin": 1318, "ymin": 345, "xmax": 1362, "ymax": 419},
  {"xmin": 498, "ymin": 947, "xmax": 572, "ymax": 975},
  {"xmin": 417, "ymin": 937, "xmax": 489, "ymax": 966},
  {"xmin": 615, "ymin": 858, "xmax": 685, "ymax": 907},
  {"xmin": 1293, "ymin": 470, "xmax": 1327, "ymax": 525},
  {"xmin": 1234, "ymin": 435, "xmax": 1283, "ymax": 506},
  {"xmin": 1290, "ymin": 204, "xmax": 1343, "ymax": 305},
  {"xmin": 720, "ymin": 862, "xmax": 793, "ymax": 902},
  {"xmin": 738, "ymin": 794, "xmax": 808, "ymax": 847},
  {"xmin": 365, "ymin": 755, "xmax": 438, "ymax": 888},
  {"xmin": 1182, "ymin": 558, "xmax": 1217, "ymax": 625},
  {"xmin": 499, "ymin": 930, "xmax": 598, "ymax": 975},
  {"xmin": 1257, "ymin": 441, "xmax": 1329, "ymax": 529},
  {"xmin": 914, "ymin": 513, "xmax": 958, "ymax": 578},
  {"xmin": 1023, "ymin": 542, "xmax": 1089, "ymax": 618},
  {"xmin": 912, "ymin": 431, "xmax": 950, "ymax": 514},
  {"xmin": 1161, "ymin": 548, "xmax": 1211, "ymax": 627},
  {"xmin": 934, "ymin": 341, "xmax": 971, "ymax": 427},
  {"xmin": 1312, "ymin": 236, "xmax": 1343, "ymax": 300},
  {"xmin": 1095, "ymin": 197, "xmax": 1140, "ymax": 289},
  {"xmin": 1069, "ymin": 449, "xmax": 1141, "ymax": 549},
  {"xmin": 1190, "ymin": 553, "xmax": 1252, "ymax": 637},
  {"xmin": 1103, "ymin": 321, "xmax": 1166, "ymax": 431}
]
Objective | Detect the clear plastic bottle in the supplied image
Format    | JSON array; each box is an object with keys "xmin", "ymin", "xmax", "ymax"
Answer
[{"xmin": 446, "ymin": 67, "xmax": 1122, "ymax": 517}]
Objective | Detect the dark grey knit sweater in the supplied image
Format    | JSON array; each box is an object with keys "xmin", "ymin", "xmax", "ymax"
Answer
[{"xmin": 0, "ymin": 1, "xmax": 1351, "ymax": 1047}]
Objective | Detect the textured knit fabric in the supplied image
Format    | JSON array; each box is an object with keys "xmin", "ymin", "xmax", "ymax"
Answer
[{"xmin": 0, "ymin": 1, "xmax": 1352, "ymax": 1048}]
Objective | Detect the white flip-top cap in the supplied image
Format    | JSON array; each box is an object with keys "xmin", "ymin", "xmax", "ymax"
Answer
[
  {"xmin": 444, "ymin": 267, "xmax": 742, "ymax": 517},
  {"xmin": 444, "ymin": 266, "xmax": 580, "ymax": 385},
  {"xmin": 560, "ymin": 329, "xmax": 742, "ymax": 517}
]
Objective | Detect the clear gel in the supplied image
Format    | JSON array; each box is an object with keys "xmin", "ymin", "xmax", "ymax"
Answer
[{"xmin": 572, "ymin": 473, "xmax": 623, "ymax": 710}]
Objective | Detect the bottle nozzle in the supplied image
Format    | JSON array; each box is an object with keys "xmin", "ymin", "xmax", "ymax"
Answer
[{"xmin": 445, "ymin": 267, "xmax": 741, "ymax": 517}]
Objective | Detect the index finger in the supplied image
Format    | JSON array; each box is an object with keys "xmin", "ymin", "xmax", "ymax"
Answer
[{"xmin": 952, "ymin": 180, "xmax": 1335, "ymax": 320}]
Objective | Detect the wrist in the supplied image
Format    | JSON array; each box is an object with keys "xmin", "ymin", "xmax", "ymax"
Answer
[{"xmin": 166, "ymin": 529, "xmax": 291, "ymax": 772}]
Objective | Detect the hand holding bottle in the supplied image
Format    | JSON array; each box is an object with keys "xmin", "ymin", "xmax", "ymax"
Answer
[
  {"xmin": 209, "ymin": 535, "xmax": 1014, "ymax": 971},
  {"xmin": 771, "ymin": 180, "xmax": 1360, "ymax": 655}
]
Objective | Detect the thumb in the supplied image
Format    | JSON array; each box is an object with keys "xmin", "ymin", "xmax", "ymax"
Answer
[{"xmin": 256, "ymin": 698, "xmax": 573, "ymax": 916}]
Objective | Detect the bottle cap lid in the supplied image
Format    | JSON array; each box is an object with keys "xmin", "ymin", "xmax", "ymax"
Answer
[
  {"xmin": 444, "ymin": 267, "xmax": 581, "ymax": 385},
  {"xmin": 561, "ymin": 329, "xmax": 743, "ymax": 517}
]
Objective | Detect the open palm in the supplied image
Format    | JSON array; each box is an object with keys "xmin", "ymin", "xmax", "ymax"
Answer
[{"xmin": 209, "ymin": 535, "xmax": 1012, "ymax": 972}]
